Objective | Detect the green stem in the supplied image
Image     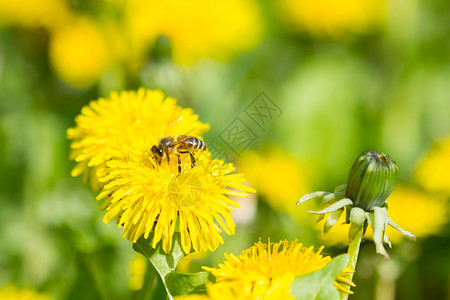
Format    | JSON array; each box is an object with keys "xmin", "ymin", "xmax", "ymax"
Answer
[{"xmin": 342, "ymin": 227, "xmax": 363, "ymax": 300}]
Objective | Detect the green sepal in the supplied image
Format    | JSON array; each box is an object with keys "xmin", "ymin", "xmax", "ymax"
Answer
[
  {"xmin": 371, "ymin": 207, "xmax": 389, "ymax": 259},
  {"xmin": 387, "ymin": 217, "xmax": 416, "ymax": 240},
  {"xmin": 290, "ymin": 254, "xmax": 350, "ymax": 300},
  {"xmin": 308, "ymin": 198, "xmax": 353, "ymax": 215},
  {"xmin": 317, "ymin": 193, "xmax": 345, "ymax": 222},
  {"xmin": 324, "ymin": 209, "xmax": 344, "ymax": 234},
  {"xmin": 344, "ymin": 206, "xmax": 351, "ymax": 224},
  {"xmin": 334, "ymin": 184, "xmax": 347, "ymax": 194},
  {"xmin": 348, "ymin": 207, "xmax": 366, "ymax": 243},
  {"xmin": 297, "ymin": 191, "xmax": 330, "ymax": 206}
]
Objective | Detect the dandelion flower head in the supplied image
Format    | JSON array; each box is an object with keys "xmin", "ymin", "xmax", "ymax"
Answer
[
  {"xmin": 68, "ymin": 88, "xmax": 255, "ymax": 254},
  {"xmin": 203, "ymin": 239, "xmax": 330, "ymax": 295}
]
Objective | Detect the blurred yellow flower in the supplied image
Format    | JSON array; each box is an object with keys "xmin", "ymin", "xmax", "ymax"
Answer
[
  {"xmin": 316, "ymin": 213, "xmax": 350, "ymax": 247},
  {"xmin": 238, "ymin": 148, "xmax": 310, "ymax": 211},
  {"xmin": 383, "ymin": 186, "xmax": 447, "ymax": 243},
  {"xmin": 67, "ymin": 89, "xmax": 205, "ymax": 190},
  {"xmin": 278, "ymin": 0, "xmax": 386, "ymax": 38},
  {"xmin": 0, "ymin": 0, "xmax": 71, "ymax": 29},
  {"xmin": 124, "ymin": 0, "xmax": 263, "ymax": 64},
  {"xmin": 414, "ymin": 138, "xmax": 450, "ymax": 194},
  {"xmin": 319, "ymin": 185, "xmax": 446, "ymax": 246},
  {"xmin": 128, "ymin": 253, "xmax": 147, "ymax": 291},
  {"xmin": 49, "ymin": 17, "xmax": 111, "ymax": 88},
  {"xmin": 177, "ymin": 251, "xmax": 209, "ymax": 273},
  {"xmin": 0, "ymin": 285, "xmax": 51, "ymax": 300},
  {"xmin": 203, "ymin": 239, "xmax": 330, "ymax": 297}
]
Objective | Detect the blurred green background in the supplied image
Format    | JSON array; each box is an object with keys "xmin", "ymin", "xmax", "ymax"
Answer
[{"xmin": 0, "ymin": 0, "xmax": 449, "ymax": 299}]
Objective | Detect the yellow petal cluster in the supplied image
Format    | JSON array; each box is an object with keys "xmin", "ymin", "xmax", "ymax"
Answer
[
  {"xmin": 205, "ymin": 274, "xmax": 295, "ymax": 300},
  {"xmin": 202, "ymin": 240, "xmax": 330, "ymax": 297}
]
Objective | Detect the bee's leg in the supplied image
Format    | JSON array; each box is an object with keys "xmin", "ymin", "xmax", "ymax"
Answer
[
  {"xmin": 179, "ymin": 151, "xmax": 196, "ymax": 168},
  {"xmin": 177, "ymin": 154, "xmax": 182, "ymax": 174},
  {"xmin": 166, "ymin": 152, "xmax": 170, "ymax": 164}
]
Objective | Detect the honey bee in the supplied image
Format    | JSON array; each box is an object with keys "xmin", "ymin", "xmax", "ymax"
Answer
[{"xmin": 151, "ymin": 124, "xmax": 209, "ymax": 173}]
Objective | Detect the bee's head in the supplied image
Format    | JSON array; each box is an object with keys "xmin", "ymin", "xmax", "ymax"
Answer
[{"xmin": 151, "ymin": 145, "xmax": 164, "ymax": 158}]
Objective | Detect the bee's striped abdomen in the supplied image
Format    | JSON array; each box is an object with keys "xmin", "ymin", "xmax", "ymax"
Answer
[{"xmin": 178, "ymin": 136, "xmax": 207, "ymax": 152}]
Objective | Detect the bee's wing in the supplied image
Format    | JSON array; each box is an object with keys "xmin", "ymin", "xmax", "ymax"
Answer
[
  {"xmin": 182, "ymin": 124, "xmax": 210, "ymax": 138},
  {"xmin": 164, "ymin": 106, "xmax": 184, "ymax": 136},
  {"xmin": 171, "ymin": 124, "xmax": 210, "ymax": 146}
]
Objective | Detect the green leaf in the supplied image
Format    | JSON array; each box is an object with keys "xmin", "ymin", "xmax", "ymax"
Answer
[
  {"xmin": 165, "ymin": 271, "xmax": 212, "ymax": 296},
  {"xmin": 290, "ymin": 254, "xmax": 350, "ymax": 300}
]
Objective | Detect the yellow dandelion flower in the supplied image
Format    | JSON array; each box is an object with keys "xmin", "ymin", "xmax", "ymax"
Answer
[
  {"xmin": 124, "ymin": 0, "xmax": 263, "ymax": 64},
  {"xmin": 278, "ymin": 0, "xmax": 386, "ymax": 38},
  {"xmin": 98, "ymin": 142, "xmax": 254, "ymax": 254},
  {"xmin": 0, "ymin": 284, "xmax": 52, "ymax": 300},
  {"xmin": 128, "ymin": 253, "xmax": 147, "ymax": 291},
  {"xmin": 49, "ymin": 17, "xmax": 111, "ymax": 88},
  {"xmin": 414, "ymin": 138, "xmax": 450, "ymax": 194},
  {"xmin": 69, "ymin": 89, "xmax": 255, "ymax": 253},
  {"xmin": 203, "ymin": 239, "xmax": 330, "ymax": 296},
  {"xmin": 206, "ymin": 274, "xmax": 295, "ymax": 300},
  {"xmin": 238, "ymin": 148, "xmax": 310, "ymax": 211},
  {"xmin": 175, "ymin": 277, "xmax": 294, "ymax": 300},
  {"xmin": 67, "ymin": 88, "xmax": 205, "ymax": 190}
]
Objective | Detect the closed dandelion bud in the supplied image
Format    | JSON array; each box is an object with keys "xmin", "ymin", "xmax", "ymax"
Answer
[{"xmin": 346, "ymin": 151, "xmax": 398, "ymax": 211}]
